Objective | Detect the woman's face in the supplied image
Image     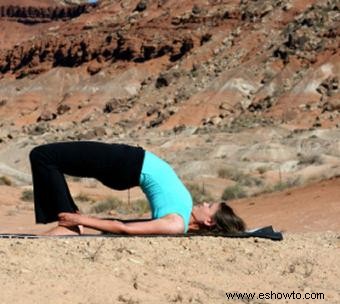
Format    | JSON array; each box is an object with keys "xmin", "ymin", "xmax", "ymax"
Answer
[{"xmin": 192, "ymin": 202, "xmax": 220, "ymax": 227}]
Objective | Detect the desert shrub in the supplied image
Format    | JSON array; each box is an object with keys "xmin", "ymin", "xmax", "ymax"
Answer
[
  {"xmin": 222, "ymin": 115, "xmax": 274, "ymax": 133},
  {"xmin": 0, "ymin": 176, "xmax": 12, "ymax": 186},
  {"xmin": 90, "ymin": 197, "xmax": 122, "ymax": 214},
  {"xmin": 257, "ymin": 166, "xmax": 268, "ymax": 174},
  {"xmin": 21, "ymin": 189, "xmax": 34, "ymax": 202},
  {"xmin": 218, "ymin": 167, "xmax": 263, "ymax": 187},
  {"xmin": 17, "ymin": 71, "xmax": 30, "ymax": 79},
  {"xmin": 75, "ymin": 192, "xmax": 93, "ymax": 202},
  {"xmin": 221, "ymin": 184, "xmax": 247, "ymax": 200},
  {"xmin": 241, "ymin": 175, "xmax": 263, "ymax": 187},
  {"xmin": 263, "ymin": 177, "xmax": 301, "ymax": 193},
  {"xmin": 186, "ymin": 183, "xmax": 213, "ymax": 204},
  {"xmin": 218, "ymin": 167, "xmax": 238, "ymax": 179},
  {"xmin": 272, "ymin": 178, "xmax": 301, "ymax": 192},
  {"xmin": 130, "ymin": 199, "xmax": 150, "ymax": 215},
  {"xmin": 298, "ymin": 153, "xmax": 323, "ymax": 166},
  {"xmin": 90, "ymin": 197, "xmax": 150, "ymax": 215},
  {"xmin": 218, "ymin": 167, "xmax": 245, "ymax": 180}
]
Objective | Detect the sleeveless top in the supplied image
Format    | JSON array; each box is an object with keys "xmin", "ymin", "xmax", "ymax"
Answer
[{"xmin": 139, "ymin": 151, "xmax": 193, "ymax": 233}]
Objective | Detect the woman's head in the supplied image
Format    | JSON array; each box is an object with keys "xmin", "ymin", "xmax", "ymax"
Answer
[
  {"xmin": 191, "ymin": 201, "xmax": 246, "ymax": 233},
  {"xmin": 212, "ymin": 202, "xmax": 246, "ymax": 233}
]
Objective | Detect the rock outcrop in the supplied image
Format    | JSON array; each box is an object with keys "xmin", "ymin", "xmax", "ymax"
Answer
[
  {"xmin": 0, "ymin": 3, "xmax": 96, "ymax": 24},
  {"xmin": 0, "ymin": 0, "xmax": 338, "ymax": 135}
]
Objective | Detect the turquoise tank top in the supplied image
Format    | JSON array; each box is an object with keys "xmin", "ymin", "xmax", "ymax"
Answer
[{"xmin": 139, "ymin": 151, "xmax": 193, "ymax": 233}]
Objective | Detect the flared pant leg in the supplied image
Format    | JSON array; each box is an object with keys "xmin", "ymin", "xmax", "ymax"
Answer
[
  {"xmin": 29, "ymin": 144, "xmax": 82, "ymax": 223},
  {"xmin": 29, "ymin": 141, "xmax": 114, "ymax": 223}
]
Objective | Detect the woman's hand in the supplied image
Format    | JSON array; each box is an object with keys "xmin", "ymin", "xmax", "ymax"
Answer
[{"xmin": 58, "ymin": 212, "xmax": 83, "ymax": 227}]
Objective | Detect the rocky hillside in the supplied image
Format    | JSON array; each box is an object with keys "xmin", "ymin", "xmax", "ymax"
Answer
[
  {"xmin": 0, "ymin": 0, "xmax": 338, "ymax": 135},
  {"xmin": 0, "ymin": 0, "xmax": 339, "ymax": 197}
]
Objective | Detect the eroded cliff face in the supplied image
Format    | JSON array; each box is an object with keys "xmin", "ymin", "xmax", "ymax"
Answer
[
  {"xmin": 0, "ymin": 4, "xmax": 96, "ymax": 24},
  {"xmin": 0, "ymin": 0, "xmax": 338, "ymax": 140},
  {"xmin": 0, "ymin": 1, "xmax": 239, "ymax": 76}
]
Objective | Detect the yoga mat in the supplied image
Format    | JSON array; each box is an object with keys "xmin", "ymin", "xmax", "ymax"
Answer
[{"xmin": 0, "ymin": 226, "xmax": 283, "ymax": 241}]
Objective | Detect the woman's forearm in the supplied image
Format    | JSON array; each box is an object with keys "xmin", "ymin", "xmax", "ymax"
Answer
[
  {"xmin": 78, "ymin": 216, "xmax": 126, "ymax": 233},
  {"xmin": 59, "ymin": 212, "xmax": 184, "ymax": 235}
]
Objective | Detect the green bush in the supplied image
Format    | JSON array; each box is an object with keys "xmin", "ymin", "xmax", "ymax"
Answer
[{"xmin": 221, "ymin": 184, "xmax": 247, "ymax": 200}]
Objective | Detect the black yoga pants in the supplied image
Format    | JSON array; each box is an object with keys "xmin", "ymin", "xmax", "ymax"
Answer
[{"xmin": 29, "ymin": 141, "xmax": 144, "ymax": 223}]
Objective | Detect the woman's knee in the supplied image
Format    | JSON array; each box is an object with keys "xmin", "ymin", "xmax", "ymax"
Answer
[{"xmin": 29, "ymin": 145, "xmax": 49, "ymax": 164}]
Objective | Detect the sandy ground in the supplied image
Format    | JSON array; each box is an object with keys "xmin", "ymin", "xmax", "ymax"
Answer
[
  {"xmin": 230, "ymin": 176, "xmax": 340, "ymax": 233},
  {"xmin": 0, "ymin": 177, "xmax": 339, "ymax": 303},
  {"xmin": 0, "ymin": 234, "xmax": 339, "ymax": 304}
]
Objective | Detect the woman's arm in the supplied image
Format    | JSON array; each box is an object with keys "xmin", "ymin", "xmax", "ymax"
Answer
[{"xmin": 58, "ymin": 213, "xmax": 185, "ymax": 235}]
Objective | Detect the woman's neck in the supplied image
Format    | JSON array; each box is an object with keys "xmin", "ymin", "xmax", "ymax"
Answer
[{"xmin": 188, "ymin": 213, "xmax": 200, "ymax": 231}]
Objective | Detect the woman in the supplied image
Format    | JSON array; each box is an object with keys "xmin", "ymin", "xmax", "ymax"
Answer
[{"xmin": 29, "ymin": 141, "xmax": 245, "ymax": 235}]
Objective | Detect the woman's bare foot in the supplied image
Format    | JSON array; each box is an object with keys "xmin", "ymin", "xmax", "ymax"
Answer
[{"xmin": 41, "ymin": 225, "xmax": 83, "ymax": 236}]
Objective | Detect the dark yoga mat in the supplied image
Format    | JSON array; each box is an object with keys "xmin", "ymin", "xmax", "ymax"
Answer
[{"xmin": 0, "ymin": 225, "xmax": 283, "ymax": 241}]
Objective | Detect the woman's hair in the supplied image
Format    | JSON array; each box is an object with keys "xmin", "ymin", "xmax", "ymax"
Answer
[{"xmin": 212, "ymin": 202, "xmax": 246, "ymax": 233}]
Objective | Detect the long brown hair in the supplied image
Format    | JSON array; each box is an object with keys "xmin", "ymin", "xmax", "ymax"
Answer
[{"xmin": 212, "ymin": 202, "xmax": 246, "ymax": 233}]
